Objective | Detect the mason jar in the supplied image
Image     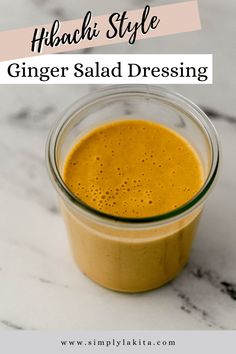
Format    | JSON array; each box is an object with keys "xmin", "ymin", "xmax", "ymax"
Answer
[{"xmin": 46, "ymin": 85, "xmax": 220, "ymax": 293}]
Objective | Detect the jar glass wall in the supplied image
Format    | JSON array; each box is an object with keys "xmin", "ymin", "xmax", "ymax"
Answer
[{"xmin": 46, "ymin": 85, "xmax": 220, "ymax": 292}]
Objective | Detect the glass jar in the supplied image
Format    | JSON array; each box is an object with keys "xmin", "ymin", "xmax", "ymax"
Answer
[{"xmin": 46, "ymin": 85, "xmax": 220, "ymax": 293}]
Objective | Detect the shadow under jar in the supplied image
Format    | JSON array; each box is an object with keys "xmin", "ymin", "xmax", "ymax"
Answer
[{"xmin": 46, "ymin": 85, "xmax": 220, "ymax": 293}]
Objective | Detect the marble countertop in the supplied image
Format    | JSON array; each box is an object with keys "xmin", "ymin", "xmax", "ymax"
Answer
[{"xmin": 0, "ymin": 0, "xmax": 236, "ymax": 330}]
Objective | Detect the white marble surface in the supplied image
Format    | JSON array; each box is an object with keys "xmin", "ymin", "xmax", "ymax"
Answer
[{"xmin": 0, "ymin": 0, "xmax": 236, "ymax": 330}]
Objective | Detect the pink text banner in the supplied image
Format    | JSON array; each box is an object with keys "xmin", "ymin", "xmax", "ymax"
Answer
[{"xmin": 0, "ymin": 1, "xmax": 201, "ymax": 62}]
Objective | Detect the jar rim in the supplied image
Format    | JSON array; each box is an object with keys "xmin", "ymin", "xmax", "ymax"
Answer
[{"xmin": 46, "ymin": 85, "xmax": 220, "ymax": 227}]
